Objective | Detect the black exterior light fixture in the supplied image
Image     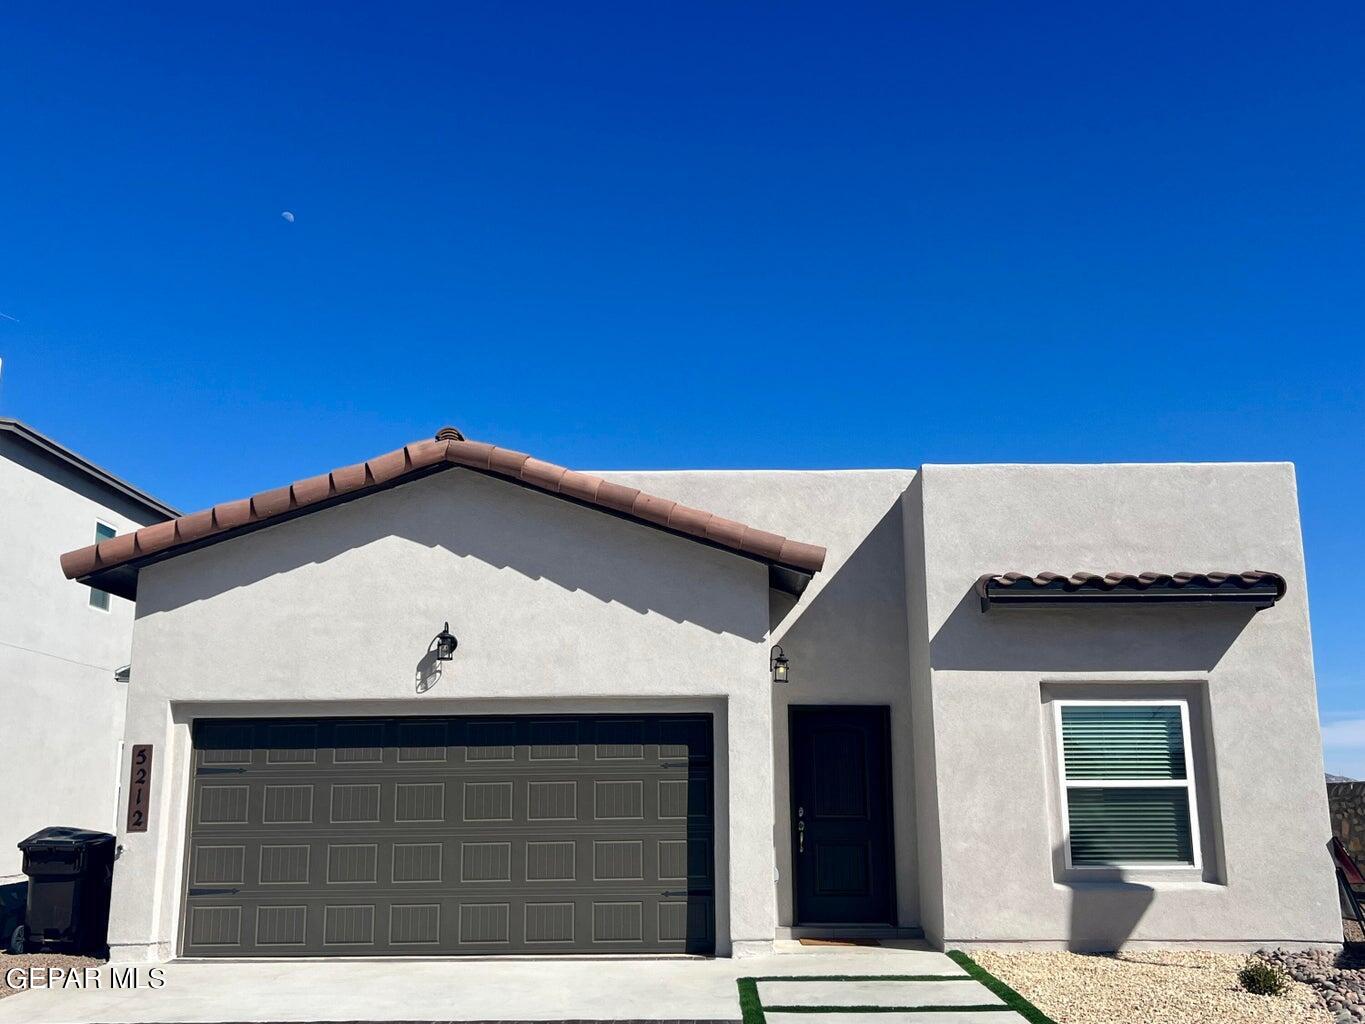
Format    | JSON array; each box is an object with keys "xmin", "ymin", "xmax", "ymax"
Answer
[
  {"xmin": 770, "ymin": 644, "xmax": 790, "ymax": 684},
  {"xmin": 431, "ymin": 622, "xmax": 459, "ymax": 662}
]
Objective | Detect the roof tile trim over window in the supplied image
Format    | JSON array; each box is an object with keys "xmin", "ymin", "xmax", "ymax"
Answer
[
  {"xmin": 974, "ymin": 570, "xmax": 1287, "ymax": 610},
  {"xmin": 978, "ymin": 570, "xmax": 1286, "ymax": 594},
  {"xmin": 59, "ymin": 428, "xmax": 828, "ymax": 584}
]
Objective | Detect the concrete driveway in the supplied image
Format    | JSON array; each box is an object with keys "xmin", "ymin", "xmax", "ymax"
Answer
[{"xmin": 0, "ymin": 943, "xmax": 975, "ymax": 1023}]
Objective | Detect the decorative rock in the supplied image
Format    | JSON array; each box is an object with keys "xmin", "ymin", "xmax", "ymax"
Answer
[
  {"xmin": 1257, "ymin": 946, "xmax": 1365, "ymax": 1020},
  {"xmin": 973, "ymin": 948, "xmax": 1328, "ymax": 1024}
]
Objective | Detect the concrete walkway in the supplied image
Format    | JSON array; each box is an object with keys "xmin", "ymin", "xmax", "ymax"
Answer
[{"xmin": 0, "ymin": 943, "xmax": 974, "ymax": 1024}]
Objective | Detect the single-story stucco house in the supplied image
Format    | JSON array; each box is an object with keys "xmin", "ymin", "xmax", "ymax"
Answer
[{"xmin": 59, "ymin": 426, "xmax": 1341, "ymax": 961}]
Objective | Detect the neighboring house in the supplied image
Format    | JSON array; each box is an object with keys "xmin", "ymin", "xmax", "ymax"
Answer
[
  {"xmin": 0, "ymin": 419, "xmax": 176, "ymax": 880},
  {"xmin": 1328, "ymin": 781, "xmax": 1365, "ymax": 863},
  {"xmin": 58, "ymin": 426, "xmax": 1340, "ymax": 960}
]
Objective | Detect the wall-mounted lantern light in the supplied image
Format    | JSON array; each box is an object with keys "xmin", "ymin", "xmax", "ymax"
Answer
[
  {"xmin": 770, "ymin": 644, "xmax": 789, "ymax": 684},
  {"xmin": 431, "ymin": 622, "xmax": 459, "ymax": 662}
]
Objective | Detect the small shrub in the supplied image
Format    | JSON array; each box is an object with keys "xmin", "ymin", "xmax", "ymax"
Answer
[{"xmin": 1239, "ymin": 959, "xmax": 1289, "ymax": 996}]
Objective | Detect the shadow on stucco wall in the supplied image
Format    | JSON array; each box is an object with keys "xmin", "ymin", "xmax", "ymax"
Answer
[
  {"xmin": 767, "ymin": 497, "xmax": 918, "ymax": 927},
  {"xmin": 414, "ymin": 649, "xmax": 443, "ymax": 693},
  {"xmin": 136, "ymin": 469, "xmax": 767, "ymax": 640},
  {"xmin": 930, "ymin": 589, "xmax": 1256, "ymax": 673},
  {"xmin": 1064, "ymin": 880, "xmax": 1157, "ymax": 951},
  {"xmin": 1055, "ymin": 840, "xmax": 1156, "ymax": 951},
  {"xmin": 769, "ymin": 499, "xmax": 910, "ymax": 670}
]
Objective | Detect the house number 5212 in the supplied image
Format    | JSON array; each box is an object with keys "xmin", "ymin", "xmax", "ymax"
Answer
[{"xmin": 126, "ymin": 744, "xmax": 154, "ymax": 833}]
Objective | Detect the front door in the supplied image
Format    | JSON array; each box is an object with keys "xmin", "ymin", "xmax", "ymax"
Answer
[{"xmin": 789, "ymin": 705, "xmax": 894, "ymax": 925}]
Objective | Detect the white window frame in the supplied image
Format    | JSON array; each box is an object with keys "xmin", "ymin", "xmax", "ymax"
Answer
[
  {"xmin": 1053, "ymin": 698, "xmax": 1202, "ymax": 871},
  {"xmin": 89, "ymin": 520, "xmax": 117, "ymax": 612}
]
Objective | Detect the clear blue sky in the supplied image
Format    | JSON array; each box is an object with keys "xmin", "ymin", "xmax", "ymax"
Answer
[{"xmin": 2, "ymin": 4, "xmax": 1362, "ymax": 766}]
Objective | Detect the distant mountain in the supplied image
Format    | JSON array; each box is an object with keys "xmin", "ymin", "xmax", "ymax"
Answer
[{"xmin": 1327, "ymin": 773, "xmax": 1357, "ymax": 783}]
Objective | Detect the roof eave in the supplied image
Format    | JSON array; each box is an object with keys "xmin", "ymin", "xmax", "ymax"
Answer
[
  {"xmin": 0, "ymin": 418, "xmax": 179, "ymax": 520},
  {"xmin": 79, "ymin": 565, "xmax": 140, "ymax": 602},
  {"xmin": 74, "ymin": 458, "xmax": 821, "ymax": 598}
]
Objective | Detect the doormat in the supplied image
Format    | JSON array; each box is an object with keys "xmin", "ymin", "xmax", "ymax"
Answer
[{"xmin": 796, "ymin": 937, "xmax": 882, "ymax": 946}]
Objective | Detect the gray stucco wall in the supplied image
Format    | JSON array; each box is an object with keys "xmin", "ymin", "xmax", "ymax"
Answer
[
  {"xmin": 610, "ymin": 470, "xmax": 920, "ymax": 931},
  {"xmin": 108, "ymin": 465, "xmax": 921, "ymax": 959},
  {"xmin": 901, "ymin": 473, "xmax": 946, "ymax": 946},
  {"xmin": 111, "ymin": 469, "xmax": 782, "ymax": 960},
  {"xmin": 101, "ymin": 454, "xmax": 1334, "ymax": 958},
  {"xmin": 911, "ymin": 462, "xmax": 1340, "ymax": 950},
  {"xmin": 0, "ymin": 435, "xmax": 164, "ymax": 879}
]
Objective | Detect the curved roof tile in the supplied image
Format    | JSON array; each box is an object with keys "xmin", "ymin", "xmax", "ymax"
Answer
[
  {"xmin": 60, "ymin": 427, "xmax": 828, "ymax": 597},
  {"xmin": 973, "ymin": 569, "xmax": 1287, "ymax": 610}
]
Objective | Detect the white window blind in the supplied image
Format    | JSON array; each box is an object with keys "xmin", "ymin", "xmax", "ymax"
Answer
[{"xmin": 1056, "ymin": 701, "xmax": 1199, "ymax": 868}]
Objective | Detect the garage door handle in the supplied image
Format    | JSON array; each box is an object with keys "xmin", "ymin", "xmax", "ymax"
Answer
[{"xmin": 188, "ymin": 887, "xmax": 240, "ymax": 896}]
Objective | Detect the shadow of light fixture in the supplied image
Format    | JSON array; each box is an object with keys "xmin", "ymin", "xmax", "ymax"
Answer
[{"xmin": 770, "ymin": 644, "xmax": 789, "ymax": 684}]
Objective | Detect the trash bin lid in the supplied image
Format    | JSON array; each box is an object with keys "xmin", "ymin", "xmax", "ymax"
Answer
[{"xmin": 17, "ymin": 826, "xmax": 115, "ymax": 851}]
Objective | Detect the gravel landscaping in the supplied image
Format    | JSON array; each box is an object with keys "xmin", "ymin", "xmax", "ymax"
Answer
[
  {"xmin": 0, "ymin": 953, "xmax": 104, "ymax": 1000},
  {"xmin": 1259, "ymin": 947, "xmax": 1365, "ymax": 1022},
  {"xmin": 971, "ymin": 949, "xmax": 1330, "ymax": 1024}
]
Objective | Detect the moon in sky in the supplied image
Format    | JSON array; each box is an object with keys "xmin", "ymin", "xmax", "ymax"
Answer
[{"xmin": 281, "ymin": 211, "xmax": 295, "ymax": 223}]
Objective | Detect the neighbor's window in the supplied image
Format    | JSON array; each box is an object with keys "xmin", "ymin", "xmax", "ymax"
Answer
[
  {"xmin": 1055, "ymin": 701, "xmax": 1200, "ymax": 869},
  {"xmin": 89, "ymin": 522, "xmax": 116, "ymax": 611}
]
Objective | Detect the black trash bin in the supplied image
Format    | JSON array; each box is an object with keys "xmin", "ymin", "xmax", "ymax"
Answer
[{"xmin": 17, "ymin": 827, "xmax": 115, "ymax": 955}]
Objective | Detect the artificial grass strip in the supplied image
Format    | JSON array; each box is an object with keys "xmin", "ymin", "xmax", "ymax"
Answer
[
  {"xmin": 737, "ymin": 977, "xmax": 766, "ymax": 1024},
  {"xmin": 751, "ymin": 974, "xmax": 977, "ymax": 982},
  {"xmin": 947, "ymin": 950, "xmax": 1059, "ymax": 1024},
  {"xmin": 762, "ymin": 1005, "xmax": 1012, "ymax": 1013}
]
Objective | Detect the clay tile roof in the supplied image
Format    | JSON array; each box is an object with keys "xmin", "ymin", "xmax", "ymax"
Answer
[
  {"xmin": 973, "ymin": 570, "xmax": 1287, "ymax": 611},
  {"xmin": 60, "ymin": 426, "xmax": 828, "ymax": 600}
]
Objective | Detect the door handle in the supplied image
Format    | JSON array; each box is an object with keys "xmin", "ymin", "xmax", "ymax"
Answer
[{"xmin": 797, "ymin": 818, "xmax": 805, "ymax": 854}]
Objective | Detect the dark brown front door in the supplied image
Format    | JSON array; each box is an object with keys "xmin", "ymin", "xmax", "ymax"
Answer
[{"xmin": 789, "ymin": 705, "xmax": 895, "ymax": 925}]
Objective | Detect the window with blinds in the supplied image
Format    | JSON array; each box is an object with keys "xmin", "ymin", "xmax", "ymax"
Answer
[
  {"xmin": 1055, "ymin": 701, "xmax": 1200, "ymax": 869},
  {"xmin": 89, "ymin": 522, "xmax": 116, "ymax": 611}
]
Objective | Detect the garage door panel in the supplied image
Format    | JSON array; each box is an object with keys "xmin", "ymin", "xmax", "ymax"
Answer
[
  {"xmin": 183, "ymin": 714, "xmax": 714, "ymax": 956},
  {"xmin": 187, "ymin": 777, "xmax": 714, "ymax": 824},
  {"xmin": 193, "ymin": 718, "xmax": 709, "ymax": 769},
  {"xmin": 191, "ymin": 833, "xmax": 712, "ymax": 892},
  {"xmin": 183, "ymin": 890, "xmax": 714, "ymax": 955}
]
